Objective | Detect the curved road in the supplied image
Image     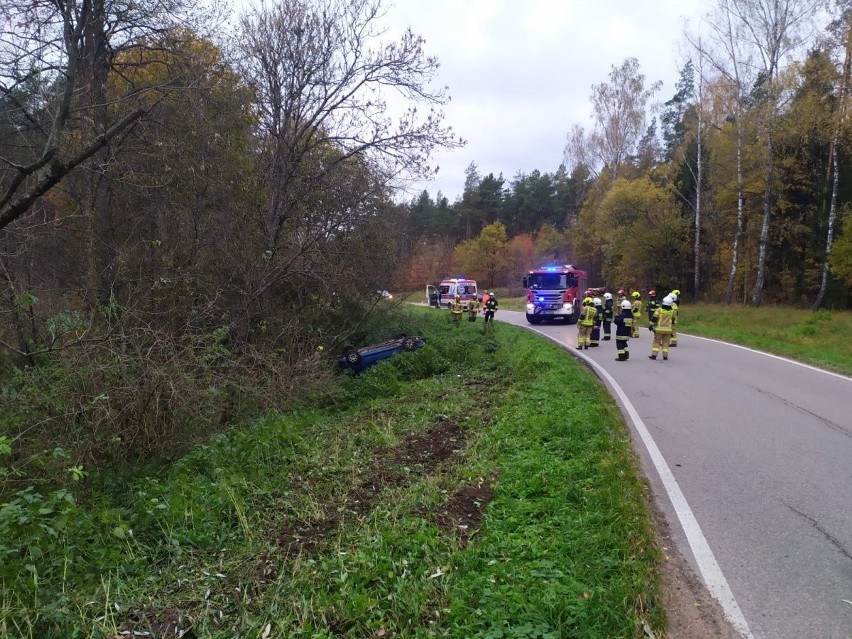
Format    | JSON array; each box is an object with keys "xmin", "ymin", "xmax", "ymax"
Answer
[{"xmin": 496, "ymin": 310, "xmax": 852, "ymax": 639}]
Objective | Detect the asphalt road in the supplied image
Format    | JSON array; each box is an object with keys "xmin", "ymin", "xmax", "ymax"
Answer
[{"xmin": 495, "ymin": 309, "xmax": 852, "ymax": 639}]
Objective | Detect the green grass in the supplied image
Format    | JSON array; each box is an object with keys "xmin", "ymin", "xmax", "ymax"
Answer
[
  {"xmin": 0, "ymin": 308, "xmax": 663, "ymax": 638},
  {"xmin": 674, "ymin": 303, "xmax": 852, "ymax": 376}
]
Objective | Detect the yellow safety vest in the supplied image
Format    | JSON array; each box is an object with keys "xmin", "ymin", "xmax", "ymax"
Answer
[
  {"xmin": 653, "ymin": 307, "xmax": 674, "ymax": 333},
  {"xmin": 580, "ymin": 306, "xmax": 596, "ymax": 327}
]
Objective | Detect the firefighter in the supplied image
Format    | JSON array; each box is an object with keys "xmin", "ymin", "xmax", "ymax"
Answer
[
  {"xmin": 576, "ymin": 296, "xmax": 596, "ymax": 350},
  {"xmin": 649, "ymin": 294, "xmax": 675, "ymax": 360},
  {"xmin": 613, "ymin": 299, "xmax": 634, "ymax": 361},
  {"xmin": 630, "ymin": 291, "xmax": 642, "ymax": 337},
  {"xmin": 669, "ymin": 289, "xmax": 680, "ymax": 346},
  {"xmin": 590, "ymin": 297, "xmax": 603, "ymax": 346},
  {"xmin": 450, "ymin": 294, "xmax": 463, "ymax": 325},
  {"xmin": 646, "ymin": 290, "xmax": 659, "ymax": 325},
  {"xmin": 484, "ymin": 291, "xmax": 498, "ymax": 326},
  {"xmin": 467, "ymin": 294, "xmax": 481, "ymax": 322},
  {"xmin": 602, "ymin": 292, "xmax": 614, "ymax": 340},
  {"xmin": 616, "ymin": 289, "xmax": 627, "ymax": 307}
]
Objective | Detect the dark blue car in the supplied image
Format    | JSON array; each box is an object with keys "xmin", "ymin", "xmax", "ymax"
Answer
[{"xmin": 338, "ymin": 335, "xmax": 426, "ymax": 372}]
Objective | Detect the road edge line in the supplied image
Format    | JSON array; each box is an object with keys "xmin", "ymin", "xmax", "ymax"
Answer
[{"xmin": 528, "ymin": 328, "xmax": 755, "ymax": 639}]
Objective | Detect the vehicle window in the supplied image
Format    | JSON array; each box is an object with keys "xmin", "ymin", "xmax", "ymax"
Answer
[
  {"xmin": 439, "ymin": 285, "xmax": 450, "ymax": 295},
  {"xmin": 530, "ymin": 273, "xmax": 565, "ymax": 289}
]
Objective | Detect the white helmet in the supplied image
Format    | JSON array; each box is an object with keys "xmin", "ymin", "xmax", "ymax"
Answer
[
  {"xmin": 593, "ymin": 297, "xmax": 601, "ymax": 306},
  {"xmin": 603, "ymin": 292, "xmax": 612, "ymax": 300},
  {"xmin": 662, "ymin": 295, "xmax": 674, "ymax": 305},
  {"xmin": 669, "ymin": 291, "xmax": 679, "ymax": 301},
  {"xmin": 620, "ymin": 300, "xmax": 632, "ymax": 310}
]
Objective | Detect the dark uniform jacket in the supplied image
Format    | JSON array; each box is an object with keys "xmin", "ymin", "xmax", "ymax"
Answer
[{"xmin": 613, "ymin": 309, "xmax": 634, "ymax": 337}]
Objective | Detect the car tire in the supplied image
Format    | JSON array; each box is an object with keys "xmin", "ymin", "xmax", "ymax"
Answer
[
  {"xmin": 526, "ymin": 314, "xmax": 543, "ymax": 325},
  {"xmin": 344, "ymin": 348, "xmax": 362, "ymax": 365},
  {"xmin": 403, "ymin": 337, "xmax": 418, "ymax": 351}
]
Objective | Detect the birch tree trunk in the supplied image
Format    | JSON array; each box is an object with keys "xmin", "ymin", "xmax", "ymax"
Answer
[
  {"xmin": 724, "ymin": 117, "xmax": 746, "ymax": 305},
  {"xmin": 751, "ymin": 128, "xmax": 774, "ymax": 306},
  {"xmin": 694, "ymin": 53, "xmax": 704, "ymax": 302}
]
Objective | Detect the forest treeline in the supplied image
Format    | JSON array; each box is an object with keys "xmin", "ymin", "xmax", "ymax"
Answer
[
  {"xmin": 1, "ymin": 0, "xmax": 851, "ymax": 486},
  {"xmin": 399, "ymin": 2, "xmax": 852, "ymax": 309}
]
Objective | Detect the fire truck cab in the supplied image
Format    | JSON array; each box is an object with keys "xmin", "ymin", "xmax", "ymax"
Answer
[
  {"xmin": 522, "ymin": 265, "xmax": 587, "ymax": 325},
  {"xmin": 430, "ymin": 277, "xmax": 478, "ymax": 310}
]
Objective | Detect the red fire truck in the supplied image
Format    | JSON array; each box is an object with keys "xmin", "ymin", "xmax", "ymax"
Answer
[{"xmin": 522, "ymin": 264, "xmax": 588, "ymax": 324}]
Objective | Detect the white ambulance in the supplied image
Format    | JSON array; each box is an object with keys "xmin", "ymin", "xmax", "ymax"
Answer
[{"xmin": 426, "ymin": 277, "xmax": 478, "ymax": 310}]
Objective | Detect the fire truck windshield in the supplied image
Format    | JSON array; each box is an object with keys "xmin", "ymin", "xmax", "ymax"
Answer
[{"xmin": 528, "ymin": 273, "xmax": 578, "ymax": 290}]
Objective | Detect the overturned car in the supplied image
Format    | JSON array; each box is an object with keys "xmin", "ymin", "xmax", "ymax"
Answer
[{"xmin": 338, "ymin": 334, "xmax": 426, "ymax": 372}]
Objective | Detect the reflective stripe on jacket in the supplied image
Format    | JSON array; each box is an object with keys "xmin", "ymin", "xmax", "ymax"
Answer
[{"xmin": 653, "ymin": 307, "xmax": 674, "ymax": 333}]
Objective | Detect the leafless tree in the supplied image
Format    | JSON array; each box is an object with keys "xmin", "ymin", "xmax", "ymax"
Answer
[
  {"xmin": 716, "ymin": 0, "xmax": 824, "ymax": 305},
  {"xmin": 813, "ymin": 6, "xmax": 851, "ymax": 310},
  {"xmin": 236, "ymin": 0, "xmax": 462, "ymax": 255},
  {"xmin": 564, "ymin": 58, "xmax": 661, "ymax": 177},
  {"xmin": 695, "ymin": 0, "xmax": 760, "ymax": 304}
]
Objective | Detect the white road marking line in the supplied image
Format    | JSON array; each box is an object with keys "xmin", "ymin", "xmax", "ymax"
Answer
[
  {"xmin": 527, "ymin": 327, "xmax": 755, "ymax": 639},
  {"xmin": 685, "ymin": 334, "xmax": 851, "ymax": 381}
]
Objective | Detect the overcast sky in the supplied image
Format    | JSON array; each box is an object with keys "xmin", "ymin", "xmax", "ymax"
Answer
[{"xmin": 380, "ymin": 0, "xmax": 707, "ymax": 203}]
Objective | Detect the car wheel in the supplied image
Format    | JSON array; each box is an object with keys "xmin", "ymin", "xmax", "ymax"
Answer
[
  {"xmin": 526, "ymin": 314, "xmax": 542, "ymax": 325},
  {"xmin": 403, "ymin": 337, "xmax": 418, "ymax": 351},
  {"xmin": 344, "ymin": 348, "xmax": 362, "ymax": 365}
]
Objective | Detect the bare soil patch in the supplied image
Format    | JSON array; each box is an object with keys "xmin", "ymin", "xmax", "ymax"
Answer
[{"xmin": 276, "ymin": 419, "xmax": 468, "ymax": 554}]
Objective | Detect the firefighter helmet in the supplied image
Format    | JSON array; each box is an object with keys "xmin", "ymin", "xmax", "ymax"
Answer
[
  {"xmin": 649, "ymin": 290, "xmax": 656, "ymax": 296},
  {"xmin": 593, "ymin": 297, "xmax": 601, "ymax": 306},
  {"xmin": 663, "ymin": 295, "xmax": 674, "ymax": 305},
  {"xmin": 455, "ymin": 295, "xmax": 460, "ymax": 299},
  {"xmin": 671, "ymin": 289, "xmax": 681, "ymax": 297},
  {"xmin": 631, "ymin": 291, "xmax": 641, "ymax": 299},
  {"xmin": 583, "ymin": 296, "xmax": 593, "ymax": 305},
  {"xmin": 620, "ymin": 300, "xmax": 632, "ymax": 309},
  {"xmin": 617, "ymin": 289, "xmax": 625, "ymax": 296},
  {"xmin": 603, "ymin": 292, "xmax": 612, "ymax": 300}
]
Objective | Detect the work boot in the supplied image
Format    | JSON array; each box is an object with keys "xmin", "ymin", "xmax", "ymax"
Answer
[
  {"xmin": 663, "ymin": 356, "xmax": 668, "ymax": 360},
  {"xmin": 648, "ymin": 355, "xmax": 656, "ymax": 360},
  {"xmin": 615, "ymin": 357, "xmax": 625, "ymax": 361},
  {"xmin": 603, "ymin": 335, "xmax": 611, "ymax": 340}
]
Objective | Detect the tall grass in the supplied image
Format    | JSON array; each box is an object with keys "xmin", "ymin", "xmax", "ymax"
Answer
[
  {"xmin": 675, "ymin": 303, "xmax": 852, "ymax": 376},
  {"xmin": 0, "ymin": 308, "xmax": 663, "ymax": 638}
]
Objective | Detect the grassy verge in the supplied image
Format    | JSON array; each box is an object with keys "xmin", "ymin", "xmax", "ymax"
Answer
[
  {"xmin": 1, "ymin": 308, "xmax": 663, "ymax": 638},
  {"xmin": 674, "ymin": 303, "xmax": 852, "ymax": 376}
]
